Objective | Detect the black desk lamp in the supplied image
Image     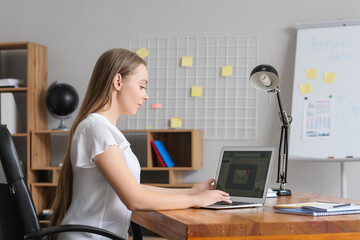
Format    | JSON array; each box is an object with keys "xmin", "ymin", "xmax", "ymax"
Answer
[{"xmin": 249, "ymin": 64, "xmax": 292, "ymax": 196}]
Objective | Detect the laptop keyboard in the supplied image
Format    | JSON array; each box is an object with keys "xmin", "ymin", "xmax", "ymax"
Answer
[{"xmin": 215, "ymin": 201, "xmax": 252, "ymax": 206}]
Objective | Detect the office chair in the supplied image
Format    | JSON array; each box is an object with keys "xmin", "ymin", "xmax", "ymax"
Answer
[{"xmin": 0, "ymin": 124, "xmax": 142, "ymax": 240}]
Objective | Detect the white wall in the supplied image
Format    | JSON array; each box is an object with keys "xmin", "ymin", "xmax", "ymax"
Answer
[{"xmin": 1, "ymin": 0, "xmax": 360, "ymax": 199}]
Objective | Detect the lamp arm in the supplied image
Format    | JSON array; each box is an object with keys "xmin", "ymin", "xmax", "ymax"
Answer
[
  {"xmin": 273, "ymin": 89, "xmax": 291, "ymax": 186},
  {"xmin": 274, "ymin": 88, "xmax": 290, "ymax": 126}
]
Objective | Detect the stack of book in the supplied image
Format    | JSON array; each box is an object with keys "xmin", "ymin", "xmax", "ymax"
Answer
[
  {"xmin": 0, "ymin": 78, "xmax": 24, "ymax": 88},
  {"xmin": 274, "ymin": 202, "xmax": 360, "ymax": 216},
  {"xmin": 0, "ymin": 92, "xmax": 24, "ymax": 133},
  {"xmin": 151, "ymin": 140, "xmax": 175, "ymax": 167}
]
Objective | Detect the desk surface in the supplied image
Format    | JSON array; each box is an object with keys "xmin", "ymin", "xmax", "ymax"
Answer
[{"xmin": 132, "ymin": 193, "xmax": 360, "ymax": 240}]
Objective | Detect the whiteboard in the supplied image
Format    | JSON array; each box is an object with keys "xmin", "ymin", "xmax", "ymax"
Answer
[{"xmin": 289, "ymin": 25, "xmax": 360, "ymax": 159}]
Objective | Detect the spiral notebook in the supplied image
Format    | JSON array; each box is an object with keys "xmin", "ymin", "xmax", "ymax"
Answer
[
  {"xmin": 275, "ymin": 202, "xmax": 360, "ymax": 216},
  {"xmin": 275, "ymin": 207, "xmax": 360, "ymax": 216}
]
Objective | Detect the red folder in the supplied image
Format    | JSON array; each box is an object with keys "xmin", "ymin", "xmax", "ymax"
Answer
[{"xmin": 151, "ymin": 140, "xmax": 166, "ymax": 167}]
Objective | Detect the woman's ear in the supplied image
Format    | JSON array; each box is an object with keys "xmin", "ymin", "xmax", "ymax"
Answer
[{"xmin": 113, "ymin": 73, "xmax": 122, "ymax": 90}]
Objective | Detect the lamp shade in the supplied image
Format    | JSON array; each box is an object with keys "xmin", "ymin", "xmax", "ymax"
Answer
[{"xmin": 249, "ymin": 64, "xmax": 279, "ymax": 91}]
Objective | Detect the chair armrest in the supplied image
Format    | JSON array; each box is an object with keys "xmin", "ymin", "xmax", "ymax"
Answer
[{"xmin": 26, "ymin": 224, "xmax": 125, "ymax": 240}]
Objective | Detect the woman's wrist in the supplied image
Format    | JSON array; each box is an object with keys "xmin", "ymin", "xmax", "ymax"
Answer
[{"xmin": 191, "ymin": 194, "xmax": 200, "ymax": 208}]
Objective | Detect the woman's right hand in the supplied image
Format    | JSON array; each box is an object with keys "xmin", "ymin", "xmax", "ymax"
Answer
[{"xmin": 193, "ymin": 190, "xmax": 232, "ymax": 208}]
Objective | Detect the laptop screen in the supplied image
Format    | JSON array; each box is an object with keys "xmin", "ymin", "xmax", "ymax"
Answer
[{"xmin": 216, "ymin": 149, "xmax": 273, "ymax": 199}]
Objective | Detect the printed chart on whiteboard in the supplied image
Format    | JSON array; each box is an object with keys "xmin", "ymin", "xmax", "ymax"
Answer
[
  {"xmin": 303, "ymin": 98, "xmax": 333, "ymax": 139},
  {"xmin": 128, "ymin": 36, "xmax": 259, "ymax": 139}
]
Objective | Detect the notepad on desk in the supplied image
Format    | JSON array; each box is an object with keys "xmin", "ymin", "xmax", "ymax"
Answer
[
  {"xmin": 301, "ymin": 203, "xmax": 356, "ymax": 212},
  {"xmin": 274, "ymin": 202, "xmax": 360, "ymax": 216}
]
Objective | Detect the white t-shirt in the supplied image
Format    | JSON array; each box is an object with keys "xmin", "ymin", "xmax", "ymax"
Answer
[{"xmin": 58, "ymin": 113, "xmax": 141, "ymax": 240}]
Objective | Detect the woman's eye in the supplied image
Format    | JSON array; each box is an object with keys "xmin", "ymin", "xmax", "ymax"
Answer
[{"xmin": 140, "ymin": 86, "xmax": 146, "ymax": 90}]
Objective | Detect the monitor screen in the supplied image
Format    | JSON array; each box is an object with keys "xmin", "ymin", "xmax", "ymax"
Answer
[{"xmin": 216, "ymin": 150, "xmax": 272, "ymax": 198}]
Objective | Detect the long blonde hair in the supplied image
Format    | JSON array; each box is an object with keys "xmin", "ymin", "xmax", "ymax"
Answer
[{"xmin": 50, "ymin": 48, "xmax": 146, "ymax": 227}]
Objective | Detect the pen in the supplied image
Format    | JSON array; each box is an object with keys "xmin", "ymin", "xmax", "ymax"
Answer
[{"xmin": 331, "ymin": 203, "xmax": 352, "ymax": 208}]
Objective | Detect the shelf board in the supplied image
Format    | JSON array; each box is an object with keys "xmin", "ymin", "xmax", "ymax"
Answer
[
  {"xmin": 122, "ymin": 129, "xmax": 195, "ymax": 133},
  {"xmin": 11, "ymin": 133, "xmax": 28, "ymax": 137},
  {"xmin": 0, "ymin": 87, "xmax": 27, "ymax": 92},
  {"xmin": 33, "ymin": 129, "xmax": 70, "ymax": 134},
  {"xmin": 145, "ymin": 183, "xmax": 195, "ymax": 188},
  {"xmin": 141, "ymin": 167, "xmax": 195, "ymax": 171},
  {"xmin": 0, "ymin": 41, "xmax": 46, "ymax": 50},
  {"xmin": 31, "ymin": 183, "xmax": 57, "ymax": 187},
  {"xmin": 31, "ymin": 166, "xmax": 61, "ymax": 171}
]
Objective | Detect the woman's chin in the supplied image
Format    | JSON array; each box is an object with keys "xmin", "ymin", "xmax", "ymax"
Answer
[{"xmin": 129, "ymin": 111, "xmax": 138, "ymax": 116}]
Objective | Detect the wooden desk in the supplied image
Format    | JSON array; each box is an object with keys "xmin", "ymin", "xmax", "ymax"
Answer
[{"xmin": 132, "ymin": 193, "xmax": 360, "ymax": 240}]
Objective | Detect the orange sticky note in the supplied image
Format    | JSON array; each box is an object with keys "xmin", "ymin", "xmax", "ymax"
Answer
[
  {"xmin": 181, "ymin": 56, "xmax": 193, "ymax": 67},
  {"xmin": 300, "ymin": 83, "xmax": 312, "ymax": 95},
  {"xmin": 306, "ymin": 68, "xmax": 317, "ymax": 79},
  {"xmin": 221, "ymin": 66, "xmax": 233, "ymax": 76},
  {"xmin": 324, "ymin": 72, "xmax": 335, "ymax": 83},
  {"xmin": 191, "ymin": 86, "xmax": 203, "ymax": 97},
  {"xmin": 152, "ymin": 103, "xmax": 162, "ymax": 108},
  {"xmin": 136, "ymin": 47, "xmax": 149, "ymax": 59},
  {"xmin": 171, "ymin": 117, "xmax": 182, "ymax": 128}
]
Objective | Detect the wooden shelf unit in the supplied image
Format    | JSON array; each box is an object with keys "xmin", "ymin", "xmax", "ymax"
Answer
[
  {"xmin": 0, "ymin": 42, "xmax": 47, "ymax": 211},
  {"xmin": 31, "ymin": 130, "xmax": 69, "ymax": 212},
  {"xmin": 30, "ymin": 129, "xmax": 202, "ymax": 212},
  {"xmin": 123, "ymin": 129, "xmax": 203, "ymax": 187}
]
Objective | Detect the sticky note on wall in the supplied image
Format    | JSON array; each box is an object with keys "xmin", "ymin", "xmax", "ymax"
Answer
[
  {"xmin": 171, "ymin": 117, "xmax": 182, "ymax": 128},
  {"xmin": 306, "ymin": 68, "xmax": 317, "ymax": 79},
  {"xmin": 324, "ymin": 72, "xmax": 335, "ymax": 83},
  {"xmin": 191, "ymin": 86, "xmax": 203, "ymax": 97},
  {"xmin": 181, "ymin": 56, "xmax": 193, "ymax": 67},
  {"xmin": 152, "ymin": 103, "xmax": 162, "ymax": 108},
  {"xmin": 300, "ymin": 83, "xmax": 312, "ymax": 95},
  {"xmin": 136, "ymin": 47, "xmax": 149, "ymax": 59},
  {"xmin": 221, "ymin": 66, "xmax": 233, "ymax": 76}
]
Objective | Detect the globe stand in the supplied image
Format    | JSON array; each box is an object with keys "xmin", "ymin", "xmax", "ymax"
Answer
[
  {"xmin": 53, "ymin": 116, "xmax": 70, "ymax": 131},
  {"xmin": 46, "ymin": 82, "xmax": 79, "ymax": 132}
]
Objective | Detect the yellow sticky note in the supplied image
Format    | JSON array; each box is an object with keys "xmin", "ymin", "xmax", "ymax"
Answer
[
  {"xmin": 300, "ymin": 83, "xmax": 312, "ymax": 95},
  {"xmin": 181, "ymin": 56, "xmax": 193, "ymax": 67},
  {"xmin": 146, "ymin": 125, "xmax": 152, "ymax": 129},
  {"xmin": 324, "ymin": 72, "xmax": 335, "ymax": 83},
  {"xmin": 191, "ymin": 86, "xmax": 203, "ymax": 97},
  {"xmin": 171, "ymin": 117, "xmax": 182, "ymax": 128},
  {"xmin": 306, "ymin": 68, "xmax": 317, "ymax": 79},
  {"xmin": 136, "ymin": 47, "xmax": 149, "ymax": 59},
  {"xmin": 221, "ymin": 66, "xmax": 233, "ymax": 76}
]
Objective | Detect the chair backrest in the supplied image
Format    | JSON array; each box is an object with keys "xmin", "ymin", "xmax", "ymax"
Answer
[
  {"xmin": 0, "ymin": 183, "xmax": 25, "ymax": 240},
  {"xmin": 0, "ymin": 124, "xmax": 41, "ymax": 238}
]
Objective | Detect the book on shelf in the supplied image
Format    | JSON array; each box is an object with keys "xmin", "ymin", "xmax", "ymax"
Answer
[
  {"xmin": 274, "ymin": 201, "xmax": 360, "ymax": 216},
  {"xmin": 0, "ymin": 78, "xmax": 24, "ymax": 88},
  {"xmin": 151, "ymin": 140, "xmax": 166, "ymax": 167},
  {"xmin": 152, "ymin": 140, "xmax": 175, "ymax": 167},
  {"xmin": 0, "ymin": 92, "xmax": 24, "ymax": 134}
]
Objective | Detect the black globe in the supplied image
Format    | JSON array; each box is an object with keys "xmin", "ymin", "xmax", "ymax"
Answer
[{"xmin": 46, "ymin": 82, "xmax": 79, "ymax": 117}]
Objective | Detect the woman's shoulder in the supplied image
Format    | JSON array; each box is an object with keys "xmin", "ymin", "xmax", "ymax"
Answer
[{"xmin": 75, "ymin": 113, "xmax": 126, "ymax": 140}]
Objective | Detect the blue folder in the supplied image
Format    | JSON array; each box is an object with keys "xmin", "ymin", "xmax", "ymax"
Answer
[{"xmin": 153, "ymin": 140, "xmax": 175, "ymax": 167}]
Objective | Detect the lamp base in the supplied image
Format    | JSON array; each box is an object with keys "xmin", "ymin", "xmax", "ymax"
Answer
[{"xmin": 273, "ymin": 188, "xmax": 292, "ymax": 196}]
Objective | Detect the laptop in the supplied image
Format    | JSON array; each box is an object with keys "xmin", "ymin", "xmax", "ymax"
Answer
[{"xmin": 203, "ymin": 146, "xmax": 275, "ymax": 209}]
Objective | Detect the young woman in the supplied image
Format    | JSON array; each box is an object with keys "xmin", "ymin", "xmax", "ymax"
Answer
[{"xmin": 50, "ymin": 48, "xmax": 231, "ymax": 239}]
